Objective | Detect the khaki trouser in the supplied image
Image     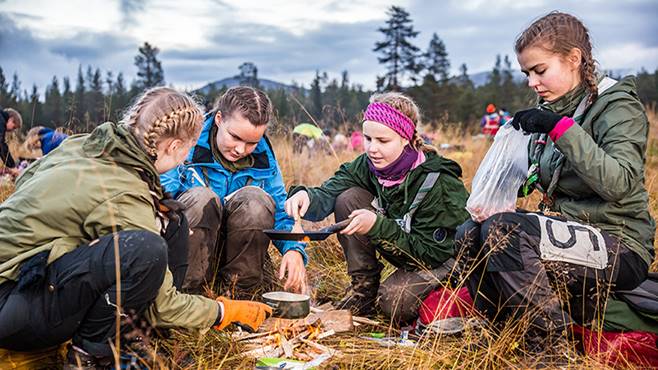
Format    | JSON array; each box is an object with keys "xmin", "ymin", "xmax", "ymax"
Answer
[{"xmin": 178, "ymin": 186, "xmax": 276, "ymax": 299}]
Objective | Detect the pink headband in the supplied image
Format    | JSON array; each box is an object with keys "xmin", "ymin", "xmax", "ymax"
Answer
[{"xmin": 363, "ymin": 102, "xmax": 415, "ymax": 140}]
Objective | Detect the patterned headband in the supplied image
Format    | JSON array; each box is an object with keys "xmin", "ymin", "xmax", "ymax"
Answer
[{"xmin": 363, "ymin": 102, "xmax": 415, "ymax": 140}]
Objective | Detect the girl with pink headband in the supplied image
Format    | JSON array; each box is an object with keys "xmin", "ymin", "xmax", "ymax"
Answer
[{"xmin": 285, "ymin": 92, "xmax": 470, "ymax": 324}]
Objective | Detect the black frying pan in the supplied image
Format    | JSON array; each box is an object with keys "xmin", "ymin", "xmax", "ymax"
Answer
[{"xmin": 263, "ymin": 219, "xmax": 351, "ymax": 241}]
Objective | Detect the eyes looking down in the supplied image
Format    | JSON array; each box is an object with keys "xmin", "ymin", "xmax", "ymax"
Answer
[
  {"xmin": 517, "ymin": 45, "xmax": 583, "ymax": 102},
  {"xmin": 362, "ymin": 120, "xmax": 409, "ymax": 169}
]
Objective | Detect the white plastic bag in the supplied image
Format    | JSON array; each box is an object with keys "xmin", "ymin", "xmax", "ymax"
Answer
[{"xmin": 466, "ymin": 124, "xmax": 530, "ymax": 222}]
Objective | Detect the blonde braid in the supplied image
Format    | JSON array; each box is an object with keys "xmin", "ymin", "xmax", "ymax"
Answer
[{"xmin": 122, "ymin": 87, "xmax": 204, "ymax": 162}]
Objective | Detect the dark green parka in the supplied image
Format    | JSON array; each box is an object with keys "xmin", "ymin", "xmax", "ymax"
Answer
[
  {"xmin": 531, "ymin": 76, "xmax": 655, "ymax": 266},
  {"xmin": 289, "ymin": 151, "xmax": 470, "ymax": 269}
]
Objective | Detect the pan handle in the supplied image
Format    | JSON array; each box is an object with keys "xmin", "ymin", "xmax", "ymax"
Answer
[{"xmin": 320, "ymin": 219, "xmax": 351, "ymax": 233}]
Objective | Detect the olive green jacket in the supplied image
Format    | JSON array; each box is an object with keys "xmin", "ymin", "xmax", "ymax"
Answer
[
  {"xmin": 0, "ymin": 122, "xmax": 218, "ymax": 329},
  {"xmin": 532, "ymin": 76, "xmax": 655, "ymax": 266},
  {"xmin": 290, "ymin": 151, "xmax": 470, "ymax": 269}
]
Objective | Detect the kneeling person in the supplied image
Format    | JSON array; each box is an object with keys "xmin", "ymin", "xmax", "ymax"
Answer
[{"xmin": 162, "ymin": 86, "xmax": 307, "ymax": 298}]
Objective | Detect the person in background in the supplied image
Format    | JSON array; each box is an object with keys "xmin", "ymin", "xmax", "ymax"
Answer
[
  {"xmin": 480, "ymin": 103, "xmax": 501, "ymax": 137},
  {"xmin": 25, "ymin": 126, "xmax": 69, "ymax": 156},
  {"xmin": 0, "ymin": 107, "xmax": 22, "ymax": 177}
]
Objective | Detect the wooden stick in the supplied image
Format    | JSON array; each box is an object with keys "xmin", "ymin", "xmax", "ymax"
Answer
[{"xmin": 317, "ymin": 329, "xmax": 336, "ymax": 340}]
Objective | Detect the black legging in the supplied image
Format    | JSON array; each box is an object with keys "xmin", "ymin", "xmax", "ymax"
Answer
[{"xmin": 0, "ymin": 230, "xmax": 168, "ymax": 357}]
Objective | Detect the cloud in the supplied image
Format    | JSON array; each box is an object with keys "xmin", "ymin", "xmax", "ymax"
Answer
[
  {"xmin": 161, "ymin": 19, "xmax": 385, "ymax": 89},
  {"xmin": 1, "ymin": 0, "xmax": 657, "ymax": 93},
  {"xmin": 119, "ymin": 0, "xmax": 147, "ymax": 27},
  {"xmin": 0, "ymin": 13, "xmax": 137, "ymax": 93}
]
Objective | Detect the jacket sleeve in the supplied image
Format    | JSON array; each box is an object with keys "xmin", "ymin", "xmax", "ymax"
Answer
[
  {"xmin": 144, "ymin": 268, "xmax": 219, "ymax": 328},
  {"xmin": 366, "ymin": 174, "xmax": 470, "ymax": 268},
  {"xmin": 289, "ymin": 158, "xmax": 368, "ymax": 222},
  {"xmin": 268, "ymin": 160, "xmax": 308, "ymax": 264},
  {"xmin": 0, "ymin": 114, "xmax": 16, "ymax": 168},
  {"xmin": 553, "ymin": 96, "xmax": 648, "ymax": 202},
  {"xmin": 84, "ymin": 192, "xmax": 219, "ymax": 328}
]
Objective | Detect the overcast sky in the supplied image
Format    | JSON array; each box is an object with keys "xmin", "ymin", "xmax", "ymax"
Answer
[{"xmin": 1, "ymin": 0, "xmax": 657, "ymax": 93}]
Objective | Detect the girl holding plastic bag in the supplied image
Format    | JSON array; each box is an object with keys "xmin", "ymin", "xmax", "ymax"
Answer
[{"xmin": 457, "ymin": 11, "xmax": 655, "ymax": 352}]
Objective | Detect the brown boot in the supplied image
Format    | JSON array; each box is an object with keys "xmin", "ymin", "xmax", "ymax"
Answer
[{"xmin": 335, "ymin": 274, "xmax": 380, "ymax": 316}]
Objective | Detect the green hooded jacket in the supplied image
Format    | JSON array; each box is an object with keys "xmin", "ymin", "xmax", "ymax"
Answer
[
  {"xmin": 531, "ymin": 76, "xmax": 655, "ymax": 266},
  {"xmin": 0, "ymin": 122, "xmax": 218, "ymax": 329},
  {"xmin": 289, "ymin": 151, "xmax": 470, "ymax": 269}
]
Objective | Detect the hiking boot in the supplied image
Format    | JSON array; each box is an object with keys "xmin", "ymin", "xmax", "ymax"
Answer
[
  {"xmin": 522, "ymin": 327, "xmax": 578, "ymax": 367},
  {"xmin": 334, "ymin": 275, "xmax": 379, "ymax": 316}
]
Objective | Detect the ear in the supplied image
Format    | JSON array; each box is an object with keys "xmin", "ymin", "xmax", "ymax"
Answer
[
  {"xmin": 214, "ymin": 111, "xmax": 223, "ymax": 126},
  {"xmin": 165, "ymin": 138, "xmax": 185, "ymax": 154},
  {"xmin": 567, "ymin": 48, "xmax": 583, "ymax": 70}
]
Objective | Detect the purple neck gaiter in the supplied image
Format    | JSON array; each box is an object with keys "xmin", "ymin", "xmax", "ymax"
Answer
[{"xmin": 367, "ymin": 145, "xmax": 419, "ymax": 182}]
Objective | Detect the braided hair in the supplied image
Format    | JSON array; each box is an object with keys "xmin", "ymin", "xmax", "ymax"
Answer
[
  {"xmin": 515, "ymin": 11, "xmax": 598, "ymax": 103},
  {"xmin": 369, "ymin": 92, "xmax": 438, "ymax": 153},
  {"xmin": 122, "ymin": 87, "xmax": 204, "ymax": 161}
]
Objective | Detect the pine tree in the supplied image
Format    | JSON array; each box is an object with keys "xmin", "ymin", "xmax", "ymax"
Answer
[
  {"xmin": 10, "ymin": 73, "xmax": 21, "ymax": 106},
  {"xmin": 74, "ymin": 65, "xmax": 86, "ymax": 127},
  {"xmin": 113, "ymin": 72, "xmax": 129, "ymax": 122},
  {"xmin": 373, "ymin": 6, "xmax": 421, "ymax": 90},
  {"xmin": 44, "ymin": 76, "xmax": 63, "ymax": 127},
  {"xmin": 424, "ymin": 33, "xmax": 450, "ymax": 82},
  {"xmin": 62, "ymin": 77, "xmax": 74, "ymax": 127},
  {"xmin": 0, "ymin": 67, "xmax": 8, "ymax": 107},
  {"xmin": 310, "ymin": 70, "xmax": 325, "ymax": 120},
  {"xmin": 497, "ymin": 55, "xmax": 517, "ymax": 110},
  {"xmin": 27, "ymin": 84, "xmax": 43, "ymax": 128},
  {"xmin": 134, "ymin": 42, "xmax": 165, "ymax": 91},
  {"xmin": 89, "ymin": 68, "xmax": 104, "ymax": 123}
]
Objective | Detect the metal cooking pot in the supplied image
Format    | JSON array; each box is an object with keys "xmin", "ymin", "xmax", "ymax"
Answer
[{"xmin": 262, "ymin": 291, "xmax": 310, "ymax": 319}]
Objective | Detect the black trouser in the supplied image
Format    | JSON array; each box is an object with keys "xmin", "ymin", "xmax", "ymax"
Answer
[
  {"xmin": 0, "ymin": 230, "xmax": 168, "ymax": 357},
  {"xmin": 457, "ymin": 212, "xmax": 648, "ymax": 331}
]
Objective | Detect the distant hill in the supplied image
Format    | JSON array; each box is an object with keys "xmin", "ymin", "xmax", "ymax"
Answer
[
  {"xmin": 195, "ymin": 76, "xmax": 299, "ymax": 95},
  {"xmin": 468, "ymin": 68, "xmax": 636, "ymax": 87}
]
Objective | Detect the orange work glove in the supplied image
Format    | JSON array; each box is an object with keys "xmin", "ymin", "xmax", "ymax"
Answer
[{"xmin": 213, "ymin": 297, "xmax": 273, "ymax": 332}]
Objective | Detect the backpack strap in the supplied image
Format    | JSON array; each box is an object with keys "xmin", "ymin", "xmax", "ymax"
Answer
[{"xmin": 396, "ymin": 172, "xmax": 441, "ymax": 233}]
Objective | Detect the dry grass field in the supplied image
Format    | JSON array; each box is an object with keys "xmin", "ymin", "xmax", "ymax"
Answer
[{"xmin": 0, "ymin": 108, "xmax": 656, "ymax": 369}]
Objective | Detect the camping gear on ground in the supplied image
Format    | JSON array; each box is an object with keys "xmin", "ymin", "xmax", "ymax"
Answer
[
  {"xmin": 262, "ymin": 291, "xmax": 311, "ymax": 319},
  {"xmin": 414, "ymin": 287, "xmax": 475, "ymax": 335},
  {"xmin": 293, "ymin": 123, "xmax": 323, "ymax": 139},
  {"xmin": 466, "ymin": 124, "xmax": 530, "ymax": 222},
  {"xmin": 573, "ymin": 325, "xmax": 658, "ymax": 368},
  {"xmin": 263, "ymin": 219, "xmax": 350, "ymax": 241}
]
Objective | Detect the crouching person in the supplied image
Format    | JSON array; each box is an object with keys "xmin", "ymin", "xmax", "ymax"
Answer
[
  {"xmin": 161, "ymin": 86, "xmax": 307, "ymax": 299},
  {"xmin": 0, "ymin": 87, "xmax": 271, "ymax": 368},
  {"xmin": 285, "ymin": 92, "xmax": 470, "ymax": 324}
]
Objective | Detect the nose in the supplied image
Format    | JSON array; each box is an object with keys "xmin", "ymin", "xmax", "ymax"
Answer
[
  {"xmin": 527, "ymin": 74, "xmax": 540, "ymax": 89},
  {"xmin": 235, "ymin": 142, "xmax": 245, "ymax": 154}
]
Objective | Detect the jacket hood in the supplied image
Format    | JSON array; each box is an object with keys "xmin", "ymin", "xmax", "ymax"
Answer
[{"xmin": 81, "ymin": 122, "xmax": 163, "ymax": 197}]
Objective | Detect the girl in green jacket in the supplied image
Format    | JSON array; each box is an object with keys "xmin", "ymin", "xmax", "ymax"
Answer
[
  {"xmin": 458, "ymin": 11, "xmax": 655, "ymax": 351},
  {"xmin": 286, "ymin": 92, "xmax": 470, "ymax": 324},
  {"xmin": 0, "ymin": 87, "xmax": 270, "ymax": 367}
]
